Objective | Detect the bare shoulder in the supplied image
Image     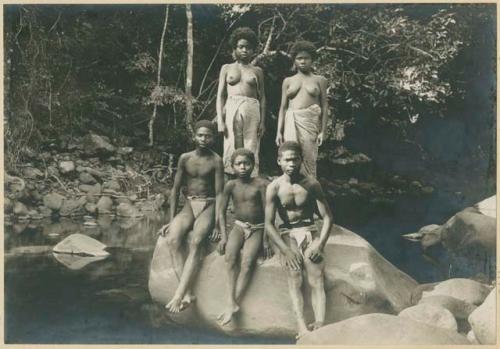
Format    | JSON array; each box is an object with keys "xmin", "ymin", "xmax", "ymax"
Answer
[
  {"xmin": 179, "ymin": 151, "xmax": 193, "ymax": 163},
  {"xmin": 282, "ymin": 76, "xmax": 292, "ymax": 86},
  {"xmin": 313, "ymin": 73, "xmax": 327, "ymax": 82},
  {"xmin": 254, "ymin": 176, "xmax": 271, "ymax": 189},
  {"xmin": 307, "ymin": 176, "xmax": 325, "ymax": 195},
  {"xmin": 224, "ymin": 179, "xmax": 237, "ymax": 191},
  {"xmin": 253, "ymin": 65, "xmax": 263, "ymax": 73},
  {"xmin": 267, "ymin": 177, "xmax": 281, "ymax": 194},
  {"xmin": 316, "ymin": 74, "xmax": 328, "ymax": 85},
  {"xmin": 209, "ymin": 149, "xmax": 223, "ymax": 162}
]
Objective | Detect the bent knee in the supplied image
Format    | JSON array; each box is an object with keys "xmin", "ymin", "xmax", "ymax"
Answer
[
  {"xmin": 225, "ymin": 253, "xmax": 238, "ymax": 266},
  {"xmin": 287, "ymin": 269, "xmax": 303, "ymax": 280},
  {"xmin": 188, "ymin": 235, "xmax": 205, "ymax": 250},
  {"xmin": 166, "ymin": 236, "xmax": 182, "ymax": 249},
  {"xmin": 240, "ymin": 257, "xmax": 256, "ymax": 271},
  {"xmin": 307, "ymin": 273, "xmax": 325, "ymax": 287}
]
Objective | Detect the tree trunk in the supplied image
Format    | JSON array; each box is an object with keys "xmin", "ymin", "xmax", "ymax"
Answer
[
  {"xmin": 148, "ymin": 5, "xmax": 169, "ymax": 146},
  {"xmin": 185, "ymin": 4, "xmax": 194, "ymax": 133}
]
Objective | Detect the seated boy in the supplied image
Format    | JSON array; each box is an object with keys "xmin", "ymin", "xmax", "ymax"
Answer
[
  {"xmin": 216, "ymin": 148, "xmax": 272, "ymax": 325},
  {"xmin": 264, "ymin": 141, "xmax": 333, "ymax": 339},
  {"xmin": 159, "ymin": 120, "xmax": 224, "ymax": 313}
]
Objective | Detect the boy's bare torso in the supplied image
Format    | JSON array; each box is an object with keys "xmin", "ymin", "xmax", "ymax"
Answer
[
  {"xmin": 274, "ymin": 175, "xmax": 317, "ymax": 225},
  {"xmin": 229, "ymin": 177, "xmax": 267, "ymax": 224},
  {"xmin": 182, "ymin": 150, "xmax": 219, "ymax": 197}
]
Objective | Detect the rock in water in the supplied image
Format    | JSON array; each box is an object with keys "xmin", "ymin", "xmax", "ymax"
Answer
[
  {"xmin": 43, "ymin": 193, "xmax": 65, "ymax": 211},
  {"xmin": 116, "ymin": 203, "xmax": 143, "ymax": 217},
  {"xmin": 399, "ymin": 303, "xmax": 457, "ymax": 331},
  {"xmin": 297, "ymin": 313, "xmax": 469, "ymax": 345},
  {"xmin": 13, "ymin": 201, "xmax": 29, "ymax": 216},
  {"xmin": 468, "ymin": 287, "xmax": 496, "ymax": 344},
  {"xmin": 96, "ymin": 196, "xmax": 113, "ymax": 214},
  {"xmin": 59, "ymin": 197, "xmax": 87, "ymax": 216},
  {"xmin": 473, "ymin": 195, "xmax": 496, "ymax": 218},
  {"xmin": 53, "ymin": 233, "xmax": 109, "ymax": 257},
  {"xmin": 4, "ymin": 197, "xmax": 13, "ymax": 213},
  {"xmin": 52, "ymin": 252, "xmax": 108, "ymax": 270},
  {"xmin": 149, "ymin": 225, "xmax": 418, "ymax": 338},
  {"xmin": 422, "ymin": 278, "xmax": 491, "ymax": 305}
]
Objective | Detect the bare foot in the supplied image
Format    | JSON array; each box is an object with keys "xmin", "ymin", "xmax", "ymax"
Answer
[
  {"xmin": 165, "ymin": 297, "xmax": 184, "ymax": 313},
  {"xmin": 181, "ymin": 292, "xmax": 196, "ymax": 308},
  {"xmin": 307, "ymin": 321, "xmax": 324, "ymax": 331},
  {"xmin": 295, "ymin": 329, "xmax": 311, "ymax": 340},
  {"xmin": 217, "ymin": 304, "xmax": 240, "ymax": 326}
]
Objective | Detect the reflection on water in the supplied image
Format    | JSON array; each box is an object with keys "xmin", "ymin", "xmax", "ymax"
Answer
[
  {"xmin": 4, "ymin": 193, "xmax": 495, "ymax": 343},
  {"xmin": 4, "ymin": 211, "xmax": 290, "ymax": 344}
]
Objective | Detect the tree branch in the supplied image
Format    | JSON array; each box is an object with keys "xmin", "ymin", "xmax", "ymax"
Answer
[
  {"xmin": 197, "ymin": 12, "xmax": 245, "ymax": 97},
  {"xmin": 148, "ymin": 5, "xmax": 169, "ymax": 146}
]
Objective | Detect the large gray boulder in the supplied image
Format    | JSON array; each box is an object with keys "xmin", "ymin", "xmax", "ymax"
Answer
[
  {"xmin": 403, "ymin": 196, "xmax": 496, "ymax": 253},
  {"xmin": 398, "ymin": 303, "xmax": 457, "ymax": 331},
  {"xmin": 468, "ymin": 287, "xmax": 496, "ymax": 344},
  {"xmin": 418, "ymin": 295, "xmax": 477, "ymax": 320},
  {"xmin": 43, "ymin": 192, "xmax": 66, "ymax": 211},
  {"xmin": 59, "ymin": 197, "xmax": 87, "ymax": 216},
  {"xmin": 149, "ymin": 225, "xmax": 418, "ymax": 338},
  {"xmin": 96, "ymin": 196, "xmax": 113, "ymax": 214},
  {"xmin": 421, "ymin": 278, "xmax": 491, "ymax": 306},
  {"xmin": 297, "ymin": 313, "xmax": 470, "ymax": 345}
]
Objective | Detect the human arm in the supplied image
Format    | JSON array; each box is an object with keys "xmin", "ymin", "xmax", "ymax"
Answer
[
  {"xmin": 210, "ymin": 156, "xmax": 225, "ymax": 241},
  {"xmin": 317, "ymin": 76, "xmax": 329, "ymax": 146},
  {"xmin": 216, "ymin": 64, "xmax": 228, "ymax": 136},
  {"xmin": 164, "ymin": 154, "xmax": 186, "ymax": 233},
  {"xmin": 307, "ymin": 180, "xmax": 333, "ymax": 262},
  {"xmin": 256, "ymin": 67, "xmax": 266, "ymax": 138},
  {"xmin": 275, "ymin": 78, "xmax": 289, "ymax": 146},
  {"xmin": 260, "ymin": 179, "xmax": 273, "ymax": 259},
  {"xmin": 264, "ymin": 181, "xmax": 302, "ymax": 269},
  {"xmin": 215, "ymin": 181, "xmax": 233, "ymax": 252}
]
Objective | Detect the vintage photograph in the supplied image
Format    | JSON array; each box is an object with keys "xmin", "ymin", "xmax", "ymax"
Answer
[{"xmin": 3, "ymin": 2, "xmax": 497, "ymax": 345}]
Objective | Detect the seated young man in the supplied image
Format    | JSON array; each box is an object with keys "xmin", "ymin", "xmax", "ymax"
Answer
[
  {"xmin": 264, "ymin": 141, "xmax": 333, "ymax": 339},
  {"xmin": 216, "ymin": 148, "xmax": 272, "ymax": 326},
  {"xmin": 159, "ymin": 120, "xmax": 224, "ymax": 313}
]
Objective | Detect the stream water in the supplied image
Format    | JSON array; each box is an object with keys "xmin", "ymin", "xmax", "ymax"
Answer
[{"xmin": 4, "ymin": 190, "xmax": 494, "ymax": 344}]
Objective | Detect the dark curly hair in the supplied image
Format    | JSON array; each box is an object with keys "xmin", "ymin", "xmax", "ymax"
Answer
[
  {"xmin": 229, "ymin": 27, "xmax": 258, "ymax": 50},
  {"xmin": 231, "ymin": 148, "xmax": 255, "ymax": 165},
  {"xmin": 290, "ymin": 40, "xmax": 317, "ymax": 60}
]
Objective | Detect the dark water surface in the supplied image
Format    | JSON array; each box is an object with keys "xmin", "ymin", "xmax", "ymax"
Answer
[
  {"xmin": 4, "ymin": 191, "xmax": 494, "ymax": 344},
  {"xmin": 4, "ymin": 212, "xmax": 289, "ymax": 344}
]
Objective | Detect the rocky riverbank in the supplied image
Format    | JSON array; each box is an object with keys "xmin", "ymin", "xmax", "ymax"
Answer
[{"xmin": 4, "ymin": 133, "xmax": 172, "ymax": 226}]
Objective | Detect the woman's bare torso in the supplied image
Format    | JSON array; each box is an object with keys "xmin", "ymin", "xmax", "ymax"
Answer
[
  {"xmin": 225, "ymin": 63, "xmax": 260, "ymax": 99},
  {"xmin": 286, "ymin": 74, "xmax": 322, "ymax": 110}
]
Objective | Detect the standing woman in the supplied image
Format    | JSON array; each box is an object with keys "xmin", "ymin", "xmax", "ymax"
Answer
[
  {"xmin": 276, "ymin": 41, "xmax": 328, "ymax": 178},
  {"xmin": 217, "ymin": 27, "xmax": 266, "ymax": 177}
]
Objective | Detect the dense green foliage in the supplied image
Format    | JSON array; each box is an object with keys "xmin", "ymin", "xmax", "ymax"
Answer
[{"xmin": 4, "ymin": 4, "xmax": 495, "ymax": 173}]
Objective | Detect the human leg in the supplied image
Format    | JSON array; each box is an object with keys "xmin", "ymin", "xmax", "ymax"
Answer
[
  {"xmin": 235, "ymin": 228, "xmax": 263, "ymax": 302},
  {"xmin": 282, "ymin": 234, "xmax": 310, "ymax": 338},
  {"xmin": 166, "ymin": 202, "xmax": 215, "ymax": 313},
  {"xmin": 304, "ymin": 240, "xmax": 326, "ymax": 330},
  {"xmin": 218, "ymin": 225, "xmax": 245, "ymax": 325},
  {"xmin": 165, "ymin": 204, "xmax": 194, "ymax": 281}
]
